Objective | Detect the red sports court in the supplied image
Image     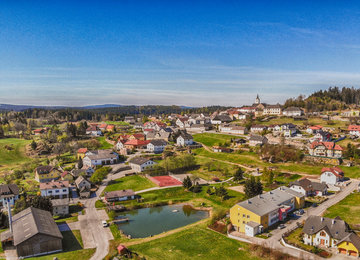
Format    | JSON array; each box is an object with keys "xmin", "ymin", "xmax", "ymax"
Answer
[{"xmin": 148, "ymin": 176, "xmax": 182, "ymax": 187}]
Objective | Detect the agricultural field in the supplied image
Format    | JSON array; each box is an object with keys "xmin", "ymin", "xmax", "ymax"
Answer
[
  {"xmin": 104, "ymin": 175, "xmax": 156, "ymax": 193},
  {"xmin": 0, "ymin": 138, "xmax": 32, "ymax": 170},
  {"xmin": 129, "ymin": 226, "xmax": 259, "ymax": 260}
]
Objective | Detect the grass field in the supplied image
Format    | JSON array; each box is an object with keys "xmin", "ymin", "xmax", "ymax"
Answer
[
  {"xmin": 27, "ymin": 230, "xmax": 95, "ymax": 260},
  {"xmin": 129, "ymin": 226, "xmax": 259, "ymax": 260},
  {"xmin": 96, "ymin": 136, "xmax": 113, "ymax": 149},
  {"xmin": 105, "ymin": 121, "xmax": 130, "ymax": 126},
  {"xmin": 104, "ymin": 175, "xmax": 156, "ymax": 193},
  {"xmin": 193, "ymin": 133, "xmax": 235, "ymax": 147},
  {"xmin": 0, "ymin": 138, "xmax": 32, "ymax": 169},
  {"xmin": 259, "ymin": 117, "xmax": 349, "ymax": 129},
  {"xmin": 324, "ymin": 192, "xmax": 360, "ymax": 229}
]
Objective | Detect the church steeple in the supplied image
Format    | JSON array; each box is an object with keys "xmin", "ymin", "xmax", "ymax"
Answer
[{"xmin": 255, "ymin": 94, "xmax": 260, "ymax": 105}]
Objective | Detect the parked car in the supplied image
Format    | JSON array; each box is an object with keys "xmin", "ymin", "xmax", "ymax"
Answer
[
  {"xmin": 277, "ymin": 224, "xmax": 286, "ymax": 229},
  {"xmin": 102, "ymin": 220, "xmax": 109, "ymax": 227},
  {"xmin": 296, "ymin": 209, "xmax": 304, "ymax": 215}
]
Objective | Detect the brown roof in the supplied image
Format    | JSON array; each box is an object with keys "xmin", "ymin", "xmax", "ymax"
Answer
[
  {"xmin": 289, "ymin": 178, "xmax": 327, "ymax": 192},
  {"xmin": 35, "ymin": 165, "xmax": 55, "ymax": 175},
  {"xmin": 104, "ymin": 189, "xmax": 135, "ymax": 200},
  {"xmin": 0, "ymin": 184, "xmax": 19, "ymax": 196},
  {"xmin": 40, "ymin": 180, "xmax": 69, "ymax": 190}
]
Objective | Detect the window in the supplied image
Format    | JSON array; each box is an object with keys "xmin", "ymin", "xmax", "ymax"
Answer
[
  {"xmin": 243, "ymin": 214, "xmax": 245, "ymax": 217},
  {"xmin": 48, "ymin": 191, "xmax": 52, "ymax": 193},
  {"xmin": 320, "ymin": 231, "xmax": 326, "ymax": 237},
  {"xmin": 247, "ymin": 215, "xmax": 250, "ymax": 218},
  {"xmin": 243, "ymin": 221, "xmax": 245, "ymax": 224}
]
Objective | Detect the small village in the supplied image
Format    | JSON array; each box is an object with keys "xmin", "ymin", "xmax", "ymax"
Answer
[{"xmin": 1, "ymin": 92, "xmax": 360, "ymax": 260}]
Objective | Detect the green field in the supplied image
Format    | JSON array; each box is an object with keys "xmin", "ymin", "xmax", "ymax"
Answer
[
  {"xmin": 324, "ymin": 192, "xmax": 360, "ymax": 229},
  {"xmin": 129, "ymin": 227, "xmax": 259, "ymax": 260},
  {"xmin": 104, "ymin": 175, "xmax": 156, "ymax": 193},
  {"xmin": 96, "ymin": 136, "xmax": 114, "ymax": 149},
  {"xmin": 0, "ymin": 138, "xmax": 32, "ymax": 169},
  {"xmin": 27, "ymin": 230, "xmax": 95, "ymax": 260},
  {"xmin": 105, "ymin": 121, "xmax": 130, "ymax": 126},
  {"xmin": 259, "ymin": 117, "xmax": 349, "ymax": 129},
  {"xmin": 193, "ymin": 133, "xmax": 235, "ymax": 147}
]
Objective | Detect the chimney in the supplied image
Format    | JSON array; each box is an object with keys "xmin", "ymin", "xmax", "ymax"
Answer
[
  {"xmin": 6, "ymin": 199, "xmax": 12, "ymax": 234},
  {"xmin": 321, "ymin": 217, "xmax": 324, "ymax": 222}
]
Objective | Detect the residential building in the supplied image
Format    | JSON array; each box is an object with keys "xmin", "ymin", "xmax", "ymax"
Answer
[
  {"xmin": 77, "ymin": 148, "xmax": 88, "ymax": 159},
  {"xmin": 263, "ymin": 104, "xmax": 282, "ymax": 115},
  {"xmin": 124, "ymin": 139, "xmax": 150, "ymax": 150},
  {"xmin": 348, "ymin": 125, "xmax": 360, "ymax": 137},
  {"xmin": 0, "ymin": 207, "xmax": 63, "ymax": 257},
  {"xmin": 250, "ymin": 125, "xmax": 267, "ymax": 133},
  {"xmin": 249, "ymin": 135, "xmax": 268, "ymax": 146},
  {"xmin": 51, "ymin": 198, "xmax": 69, "ymax": 216},
  {"xmin": 303, "ymin": 216, "xmax": 360, "ymax": 257},
  {"xmin": 104, "ymin": 189, "xmax": 136, "ymax": 202},
  {"xmin": 212, "ymin": 146, "xmax": 232, "ymax": 153},
  {"xmin": 147, "ymin": 139, "xmax": 167, "ymax": 153},
  {"xmin": 211, "ymin": 114, "xmax": 233, "ymax": 125},
  {"xmin": 238, "ymin": 106, "xmax": 256, "ymax": 114},
  {"xmin": 308, "ymin": 141, "xmax": 343, "ymax": 158},
  {"xmin": 40, "ymin": 180, "xmax": 69, "ymax": 199},
  {"xmin": 220, "ymin": 125, "xmax": 248, "ymax": 135},
  {"xmin": 0, "ymin": 184, "xmax": 19, "ymax": 207},
  {"xmin": 83, "ymin": 150, "xmax": 119, "ymax": 167},
  {"xmin": 75, "ymin": 176, "xmax": 91, "ymax": 191},
  {"xmin": 85, "ymin": 125, "xmax": 102, "ymax": 136},
  {"xmin": 124, "ymin": 116, "xmax": 135, "ymax": 124},
  {"xmin": 289, "ymin": 178, "xmax": 328, "ymax": 196},
  {"xmin": 176, "ymin": 133, "xmax": 194, "ymax": 146},
  {"xmin": 129, "ymin": 157, "xmax": 157, "ymax": 173},
  {"xmin": 313, "ymin": 130, "xmax": 332, "ymax": 142},
  {"xmin": 282, "ymin": 107, "xmax": 304, "ymax": 117},
  {"xmin": 321, "ymin": 167, "xmax": 345, "ymax": 185},
  {"xmin": 230, "ymin": 186, "xmax": 305, "ymax": 237},
  {"xmin": 35, "ymin": 166, "xmax": 61, "ymax": 183},
  {"xmin": 306, "ymin": 125, "xmax": 323, "ymax": 134}
]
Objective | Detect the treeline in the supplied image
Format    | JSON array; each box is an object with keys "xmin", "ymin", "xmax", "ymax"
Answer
[{"xmin": 284, "ymin": 86, "xmax": 360, "ymax": 112}]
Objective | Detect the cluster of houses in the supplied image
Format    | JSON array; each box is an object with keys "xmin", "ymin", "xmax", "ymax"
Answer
[{"xmin": 86, "ymin": 122, "xmax": 115, "ymax": 136}]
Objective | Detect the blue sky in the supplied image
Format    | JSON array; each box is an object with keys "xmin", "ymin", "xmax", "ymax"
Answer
[{"xmin": 2, "ymin": 1, "xmax": 360, "ymax": 106}]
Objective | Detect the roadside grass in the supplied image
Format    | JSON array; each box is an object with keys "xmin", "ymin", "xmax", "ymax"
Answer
[
  {"xmin": 129, "ymin": 226, "xmax": 259, "ymax": 260},
  {"xmin": 104, "ymin": 175, "xmax": 156, "ymax": 193},
  {"xmin": 324, "ymin": 192, "xmax": 360, "ymax": 229},
  {"xmin": 0, "ymin": 138, "xmax": 32, "ymax": 169},
  {"xmin": 27, "ymin": 230, "xmax": 95, "ymax": 260},
  {"xmin": 285, "ymin": 227, "xmax": 316, "ymax": 252},
  {"xmin": 96, "ymin": 136, "xmax": 113, "ymax": 149},
  {"xmin": 193, "ymin": 133, "xmax": 235, "ymax": 147}
]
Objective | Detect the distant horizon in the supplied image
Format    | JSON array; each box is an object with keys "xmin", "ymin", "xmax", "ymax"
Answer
[{"xmin": 2, "ymin": 1, "xmax": 360, "ymax": 105}]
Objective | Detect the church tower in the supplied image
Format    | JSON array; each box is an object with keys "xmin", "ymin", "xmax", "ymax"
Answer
[{"xmin": 255, "ymin": 94, "xmax": 260, "ymax": 105}]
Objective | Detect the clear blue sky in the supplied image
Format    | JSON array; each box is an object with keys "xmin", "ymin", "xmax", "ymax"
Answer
[{"xmin": 1, "ymin": 1, "xmax": 360, "ymax": 106}]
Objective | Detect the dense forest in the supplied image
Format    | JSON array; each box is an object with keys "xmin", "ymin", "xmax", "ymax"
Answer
[{"xmin": 284, "ymin": 86, "xmax": 360, "ymax": 112}]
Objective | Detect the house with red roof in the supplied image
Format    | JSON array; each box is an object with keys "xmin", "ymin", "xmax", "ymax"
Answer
[
  {"xmin": 308, "ymin": 141, "xmax": 343, "ymax": 158},
  {"xmin": 128, "ymin": 133, "xmax": 145, "ymax": 140},
  {"xmin": 348, "ymin": 125, "xmax": 360, "ymax": 137},
  {"xmin": 98, "ymin": 123, "xmax": 108, "ymax": 131},
  {"xmin": 77, "ymin": 148, "xmax": 88, "ymax": 159},
  {"xmin": 306, "ymin": 125, "xmax": 323, "ymax": 134},
  {"xmin": 321, "ymin": 167, "xmax": 344, "ymax": 185},
  {"xmin": 106, "ymin": 124, "xmax": 115, "ymax": 132},
  {"xmin": 124, "ymin": 139, "xmax": 150, "ymax": 150}
]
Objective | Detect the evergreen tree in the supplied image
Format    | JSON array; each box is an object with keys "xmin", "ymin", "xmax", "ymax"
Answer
[
  {"xmin": 182, "ymin": 176, "xmax": 192, "ymax": 190},
  {"xmin": 30, "ymin": 140, "xmax": 37, "ymax": 150},
  {"xmin": 77, "ymin": 158, "xmax": 83, "ymax": 169},
  {"xmin": 233, "ymin": 167, "xmax": 244, "ymax": 182}
]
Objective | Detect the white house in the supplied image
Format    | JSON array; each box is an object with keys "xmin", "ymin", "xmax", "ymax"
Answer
[
  {"xmin": 348, "ymin": 125, "xmax": 360, "ymax": 137},
  {"xmin": 85, "ymin": 125, "xmax": 102, "ymax": 136},
  {"xmin": 104, "ymin": 189, "xmax": 136, "ymax": 202},
  {"xmin": 75, "ymin": 176, "xmax": 91, "ymax": 191},
  {"xmin": 289, "ymin": 178, "xmax": 328, "ymax": 197},
  {"xmin": 220, "ymin": 125, "xmax": 248, "ymax": 135},
  {"xmin": 40, "ymin": 180, "xmax": 70, "ymax": 199},
  {"xmin": 83, "ymin": 150, "xmax": 119, "ymax": 167},
  {"xmin": 129, "ymin": 157, "xmax": 157, "ymax": 173},
  {"xmin": 176, "ymin": 133, "xmax": 194, "ymax": 146},
  {"xmin": 250, "ymin": 125, "xmax": 267, "ymax": 133},
  {"xmin": 320, "ymin": 167, "xmax": 344, "ymax": 185},
  {"xmin": 282, "ymin": 107, "xmax": 304, "ymax": 117},
  {"xmin": 0, "ymin": 184, "xmax": 20, "ymax": 207},
  {"xmin": 147, "ymin": 139, "xmax": 167, "ymax": 153},
  {"xmin": 249, "ymin": 135, "xmax": 268, "ymax": 146},
  {"xmin": 263, "ymin": 104, "xmax": 282, "ymax": 115}
]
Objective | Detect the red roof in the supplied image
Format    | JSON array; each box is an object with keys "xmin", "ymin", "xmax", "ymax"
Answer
[
  {"xmin": 131, "ymin": 133, "xmax": 145, "ymax": 139},
  {"xmin": 321, "ymin": 166, "xmax": 344, "ymax": 178},
  {"xmin": 99, "ymin": 123, "xmax": 108, "ymax": 128},
  {"xmin": 61, "ymin": 171, "xmax": 69, "ymax": 178},
  {"xmin": 125, "ymin": 139, "xmax": 150, "ymax": 146},
  {"xmin": 309, "ymin": 125, "xmax": 323, "ymax": 130},
  {"xmin": 77, "ymin": 148, "xmax": 88, "ymax": 154},
  {"xmin": 144, "ymin": 129, "xmax": 155, "ymax": 132},
  {"xmin": 348, "ymin": 125, "xmax": 360, "ymax": 131},
  {"xmin": 240, "ymin": 106, "xmax": 256, "ymax": 110},
  {"xmin": 310, "ymin": 141, "xmax": 343, "ymax": 151},
  {"xmin": 33, "ymin": 128, "xmax": 44, "ymax": 133},
  {"xmin": 117, "ymin": 245, "xmax": 127, "ymax": 254},
  {"xmin": 106, "ymin": 125, "xmax": 115, "ymax": 130}
]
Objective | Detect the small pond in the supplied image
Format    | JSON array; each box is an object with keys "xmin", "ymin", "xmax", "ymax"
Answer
[{"xmin": 115, "ymin": 204, "xmax": 209, "ymax": 238}]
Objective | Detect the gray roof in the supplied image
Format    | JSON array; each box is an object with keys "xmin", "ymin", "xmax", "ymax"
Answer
[
  {"xmin": 12, "ymin": 207, "xmax": 62, "ymax": 246},
  {"xmin": 129, "ymin": 157, "xmax": 152, "ymax": 165},
  {"xmin": 246, "ymin": 221, "xmax": 261, "ymax": 228},
  {"xmin": 290, "ymin": 178, "xmax": 327, "ymax": 192},
  {"xmin": 284, "ymin": 107, "xmax": 302, "ymax": 112},
  {"xmin": 237, "ymin": 186, "xmax": 304, "ymax": 216},
  {"xmin": 51, "ymin": 198, "xmax": 70, "ymax": 207},
  {"xmin": 303, "ymin": 216, "xmax": 353, "ymax": 242},
  {"xmin": 86, "ymin": 150, "xmax": 118, "ymax": 160},
  {"xmin": 178, "ymin": 132, "xmax": 193, "ymax": 140},
  {"xmin": 149, "ymin": 139, "xmax": 167, "ymax": 146},
  {"xmin": 75, "ymin": 176, "xmax": 90, "ymax": 187},
  {"xmin": 36, "ymin": 165, "xmax": 55, "ymax": 175},
  {"xmin": 0, "ymin": 184, "xmax": 19, "ymax": 196},
  {"xmin": 105, "ymin": 189, "xmax": 135, "ymax": 199},
  {"xmin": 249, "ymin": 135, "xmax": 267, "ymax": 142}
]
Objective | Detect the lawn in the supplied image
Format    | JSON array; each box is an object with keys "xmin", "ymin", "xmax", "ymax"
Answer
[
  {"xmin": 193, "ymin": 133, "xmax": 236, "ymax": 147},
  {"xmin": 129, "ymin": 227, "xmax": 259, "ymax": 260},
  {"xmin": 259, "ymin": 117, "xmax": 349, "ymax": 129},
  {"xmin": 104, "ymin": 175, "xmax": 156, "ymax": 193},
  {"xmin": 324, "ymin": 192, "xmax": 360, "ymax": 229},
  {"xmin": 96, "ymin": 136, "xmax": 113, "ymax": 149},
  {"xmin": 27, "ymin": 230, "xmax": 95, "ymax": 260},
  {"xmin": 0, "ymin": 138, "xmax": 32, "ymax": 169},
  {"xmin": 285, "ymin": 227, "xmax": 317, "ymax": 252},
  {"xmin": 105, "ymin": 121, "xmax": 130, "ymax": 126}
]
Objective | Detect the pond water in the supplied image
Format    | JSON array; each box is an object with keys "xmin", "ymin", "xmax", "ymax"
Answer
[{"xmin": 115, "ymin": 204, "xmax": 209, "ymax": 238}]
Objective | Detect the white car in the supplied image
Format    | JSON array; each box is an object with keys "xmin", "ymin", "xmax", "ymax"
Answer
[{"xmin": 102, "ymin": 220, "xmax": 108, "ymax": 227}]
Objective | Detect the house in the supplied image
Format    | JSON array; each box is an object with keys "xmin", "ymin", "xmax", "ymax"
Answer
[
  {"xmin": 211, "ymin": 114, "xmax": 232, "ymax": 125},
  {"xmin": 212, "ymin": 146, "xmax": 232, "ymax": 153},
  {"xmin": 176, "ymin": 133, "xmax": 194, "ymax": 146},
  {"xmin": 249, "ymin": 135, "xmax": 268, "ymax": 146},
  {"xmin": 116, "ymin": 140, "xmax": 126, "ymax": 150},
  {"xmin": 289, "ymin": 178, "xmax": 328, "ymax": 196},
  {"xmin": 230, "ymin": 186, "xmax": 305, "ymax": 237},
  {"xmin": 0, "ymin": 207, "xmax": 63, "ymax": 258},
  {"xmin": 321, "ymin": 167, "xmax": 345, "ymax": 185},
  {"xmin": 35, "ymin": 166, "xmax": 61, "ymax": 183},
  {"xmin": 40, "ymin": 180, "xmax": 69, "ymax": 199},
  {"xmin": 313, "ymin": 130, "xmax": 332, "ymax": 142},
  {"xmin": 77, "ymin": 148, "xmax": 88, "ymax": 159},
  {"xmin": 117, "ymin": 244, "xmax": 129, "ymax": 255},
  {"xmin": 83, "ymin": 150, "xmax": 119, "ymax": 167},
  {"xmin": 306, "ymin": 125, "xmax": 323, "ymax": 134},
  {"xmin": 33, "ymin": 128, "xmax": 45, "ymax": 135},
  {"xmin": 85, "ymin": 125, "xmax": 102, "ymax": 136},
  {"xmin": 51, "ymin": 198, "xmax": 70, "ymax": 216},
  {"xmin": 176, "ymin": 118, "xmax": 189, "ymax": 128},
  {"xmin": 104, "ymin": 189, "xmax": 136, "ymax": 202},
  {"xmin": 303, "ymin": 216, "xmax": 360, "ymax": 257},
  {"xmin": 282, "ymin": 107, "xmax": 304, "ymax": 117},
  {"xmin": 129, "ymin": 157, "xmax": 157, "ymax": 173},
  {"xmin": 250, "ymin": 125, "xmax": 267, "ymax": 133},
  {"xmin": 348, "ymin": 125, "xmax": 360, "ymax": 137},
  {"xmin": 0, "ymin": 184, "xmax": 19, "ymax": 207},
  {"xmin": 124, "ymin": 116, "xmax": 135, "ymax": 124},
  {"xmin": 308, "ymin": 141, "xmax": 343, "ymax": 158},
  {"xmin": 124, "ymin": 139, "xmax": 150, "ymax": 150},
  {"xmin": 263, "ymin": 104, "xmax": 282, "ymax": 115},
  {"xmin": 75, "ymin": 176, "xmax": 91, "ymax": 191},
  {"xmin": 128, "ymin": 133, "xmax": 145, "ymax": 140},
  {"xmin": 106, "ymin": 125, "xmax": 115, "ymax": 132},
  {"xmin": 187, "ymin": 124, "xmax": 211, "ymax": 132},
  {"xmin": 147, "ymin": 139, "xmax": 167, "ymax": 153},
  {"xmin": 220, "ymin": 125, "xmax": 248, "ymax": 135},
  {"xmin": 238, "ymin": 106, "xmax": 256, "ymax": 114}
]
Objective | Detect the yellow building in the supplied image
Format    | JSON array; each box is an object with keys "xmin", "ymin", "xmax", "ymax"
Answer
[
  {"xmin": 77, "ymin": 148, "xmax": 88, "ymax": 159},
  {"xmin": 230, "ymin": 186, "xmax": 305, "ymax": 236},
  {"xmin": 35, "ymin": 166, "xmax": 61, "ymax": 183},
  {"xmin": 303, "ymin": 216, "xmax": 360, "ymax": 257}
]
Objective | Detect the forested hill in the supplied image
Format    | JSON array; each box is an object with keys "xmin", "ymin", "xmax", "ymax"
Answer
[{"xmin": 284, "ymin": 86, "xmax": 360, "ymax": 111}]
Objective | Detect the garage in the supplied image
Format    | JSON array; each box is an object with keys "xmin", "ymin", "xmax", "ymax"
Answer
[
  {"xmin": 349, "ymin": 250, "xmax": 358, "ymax": 257},
  {"xmin": 338, "ymin": 248, "xmax": 347, "ymax": 254}
]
